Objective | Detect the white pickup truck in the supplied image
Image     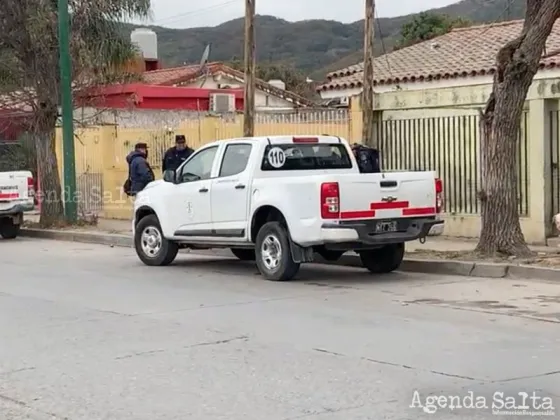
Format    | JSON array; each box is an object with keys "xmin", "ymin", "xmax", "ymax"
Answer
[
  {"xmin": 0, "ymin": 170, "xmax": 34, "ymax": 239},
  {"xmin": 133, "ymin": 135, "xmax": 443, "ymax": 281}
]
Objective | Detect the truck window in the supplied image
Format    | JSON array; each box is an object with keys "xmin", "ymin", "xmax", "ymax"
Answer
[
  {"xmin": 261, "ymin": 144, "xmax": 352, "ymax": 171},
  {"xmin": 177, "ymin": 146, "xmax": 218, "ymax": 183},
  {"xmin": 219, "ymin": 144, "xmax": 252, "ymax": 177}
]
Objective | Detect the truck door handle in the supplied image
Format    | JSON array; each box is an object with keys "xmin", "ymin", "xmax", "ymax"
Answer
[
  {"xmin": 199, "ymin": 187, "xmax": 208, "ymax": 193},
  {"xmin": 235, "ymin": 184, "xmax": 246, "ymax": 189}
]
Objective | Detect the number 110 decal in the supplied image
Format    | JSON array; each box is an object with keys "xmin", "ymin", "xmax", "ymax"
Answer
[{"xmin": 267, "ymin": 147, "xmax": 286, "ymax": 168}]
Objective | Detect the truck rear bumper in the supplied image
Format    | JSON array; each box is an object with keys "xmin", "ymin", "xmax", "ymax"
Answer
[
  {"xmin": 320, "ymin": 217, "xmax": 443, "ymax": 248},
  {"xmin": 0, "ymin": 202, "xmax": 34, "ymax": 217}
]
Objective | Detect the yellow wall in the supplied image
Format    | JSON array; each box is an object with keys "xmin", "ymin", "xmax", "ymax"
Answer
[{"xmin": 56, "ymin": 111, "xmax": 353, "ymax": 219}]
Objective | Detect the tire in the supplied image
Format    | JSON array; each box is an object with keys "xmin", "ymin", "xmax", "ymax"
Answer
[
  {"xmin": 255, "ymin": 221, "xmax": 300, "ymax": 281},
  {"xmin": 0, "ymin": 219, "xmax": 20, "ymax": 239},
  {"xmin": 230, "ymin": 248, "xmax": 256, "ymax": 261},
  {"xmin": 317, "ymin": 249, "xmax": 345, "ymax": 262},
  {"xmin": 134, "ymin": 214, "xmax": 178, "ymax": 266},
  {"xmin": 359, "ymin": 243, "xmax": 405, "ymax": 274}
]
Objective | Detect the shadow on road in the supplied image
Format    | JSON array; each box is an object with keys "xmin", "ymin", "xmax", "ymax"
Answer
[{"xmin": 169, "ymin": 255, "xmax": 412, "ymax": 287}]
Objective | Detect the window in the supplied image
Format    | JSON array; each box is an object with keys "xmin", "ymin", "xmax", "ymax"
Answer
[
  {"xmin": 177, "ymin": 146, "xmax": 218, "ymax": 183},
  {"xmin": 219, "ymin": 144, "xmax": 252, "ymax": 177},
  {"xmin": 261, "ymin": 144, "xmax": 352, "ymax": 171}
]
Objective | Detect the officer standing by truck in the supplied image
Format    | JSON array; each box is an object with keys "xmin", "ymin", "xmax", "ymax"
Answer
[{"xmin": 162, "ymin": 135, "xmax": 194, "ymax": 173}]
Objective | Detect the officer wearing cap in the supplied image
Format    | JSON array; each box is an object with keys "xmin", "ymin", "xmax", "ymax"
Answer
[
  {"xmin": 162, "ymin": 135, "xmax": 194, "ymax": 173},
  {"xmin": 125, "ymin": 142, "xmax": 155, "ymax": 195}
]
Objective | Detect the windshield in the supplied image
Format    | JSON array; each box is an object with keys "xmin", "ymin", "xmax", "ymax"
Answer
[{"xmin": 261, "ymin": 144, "xmax": 352, "ymax": 171}]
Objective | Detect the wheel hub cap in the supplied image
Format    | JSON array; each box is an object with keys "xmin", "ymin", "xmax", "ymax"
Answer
[
  {"xmin": 141, "ymin": 226, "xmax": 162, "ymax": 257},
  {"xmin": 261, "ymin": 234, "xmax": 282, "ymax": 270}
]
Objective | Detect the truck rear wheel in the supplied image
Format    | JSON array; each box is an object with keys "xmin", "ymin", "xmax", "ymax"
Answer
[
  {"xmin": 135, "ymin": 214, "xmax": 178, "ymax": 266},
  {"xmin": 0, "ymin": 218, "xmax": 20, "ymax": 239},
  {"xmin": 255, "ymin": 221, "xmax": 300, "ymax": 281},
  {"xmin": 230, "ymin": 248, "xmax": 255, "ymax": 261},
  {"xmin": 359, "ymin": 243, "xmax": 405, "ymax": 274}
]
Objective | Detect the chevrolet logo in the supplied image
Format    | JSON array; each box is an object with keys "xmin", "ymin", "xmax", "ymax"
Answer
[{"xmin": 381, "ymin": 196, "xmax": 397, "ymax": 202}]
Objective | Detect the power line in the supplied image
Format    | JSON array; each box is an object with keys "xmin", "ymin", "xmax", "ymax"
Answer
[
  {"xmin": 374, "ymin": 7, "xmax": 393, "ymax": 78},
  {"xmin": 151, "ymin": 1, "xmax": 240, "ymax": 27}
]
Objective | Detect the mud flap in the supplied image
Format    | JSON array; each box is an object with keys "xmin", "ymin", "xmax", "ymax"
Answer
[{"xmin": 289, "ymin": 237, "xmax": 314, "ymax": 263}]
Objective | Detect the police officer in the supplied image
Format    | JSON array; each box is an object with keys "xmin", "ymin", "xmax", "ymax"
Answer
[
  {"xmin": 125, "ymin": 142, "xmax": 155, "ymax": 195},
  {"xmin": 162, "ymin": 135, "xmax": 194, "ymax": 172}
]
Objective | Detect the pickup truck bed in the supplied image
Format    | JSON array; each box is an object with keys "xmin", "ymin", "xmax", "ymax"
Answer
[{"xmin": 132, "ymin": 135, "xmax": 443, "ymax": 281}]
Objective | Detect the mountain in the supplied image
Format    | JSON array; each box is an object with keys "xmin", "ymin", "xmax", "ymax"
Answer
[{"xmin": 127, "ymin": 0, "xmax": 525, "ymax": 80}]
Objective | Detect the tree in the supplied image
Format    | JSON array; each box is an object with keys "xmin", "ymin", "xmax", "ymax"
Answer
[
  {"xmin": 227, "ymin": 59, "xmax": 317, "ymax": 99},
  {"xmin": 475, "ymin": 0, "xmax": 560, "ymax": 257},
  {"xmin": 395, "ymin": 12, "xmax": 470, "ymax": 49},
  {"xmin": 0, "ymin": 0, "xmax": 150, "ymax": 226}
]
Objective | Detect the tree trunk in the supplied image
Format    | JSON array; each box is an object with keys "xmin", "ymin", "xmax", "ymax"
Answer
[
  {"xmin": 33, "ymin": 109, "xmax": 64, "ymax": 227},
  {"xmin": 475, "ymin": 0, "xmax": 560, "ymax": 257}
]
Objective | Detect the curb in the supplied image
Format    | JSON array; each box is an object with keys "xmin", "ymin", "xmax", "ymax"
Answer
[
  {"xmin": 20, "ymin": 228, "xmax": 560, "ymax": 281},
  {"xmin": 21, "ymin": 228, "xmax": 132, "ymax": 248}
]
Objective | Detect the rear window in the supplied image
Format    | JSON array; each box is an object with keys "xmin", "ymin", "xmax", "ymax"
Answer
[{"xmin": 261, "ymin": 144, "xmax": 352, "ymax": 171}]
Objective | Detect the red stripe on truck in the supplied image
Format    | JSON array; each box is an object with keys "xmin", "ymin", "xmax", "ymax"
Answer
[
  {"xmin": 0, "ymin": 193, "xmax": 19, "ymax": 199},
  {"xmin": 370, "ymin": 201, "xmax": 409, "ymax": 210},
  {"xmin": 402, "ymin": 207, "xmax": 436, "ymax": 216},
  {"xmin": 340, "ymin": 210, "xmax": 376, "ymax": 219}
]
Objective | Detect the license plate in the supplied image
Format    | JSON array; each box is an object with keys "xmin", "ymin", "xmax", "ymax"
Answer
[
  {"xmin": 0, "ymin": 187, "xmax": 19, "ymax": 200},
  {"xmin": 375, "ymin": 221, "xmax": 397, "ymax": 233}
]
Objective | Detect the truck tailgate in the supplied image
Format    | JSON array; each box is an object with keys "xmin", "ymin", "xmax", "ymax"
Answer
[
  {"xmin": 337, "ymin": 171, "xmax": 437, "ymax": 220},
  {"xmin": 0, "ymin": 171, "xmax": 33, "ymax": 212}
]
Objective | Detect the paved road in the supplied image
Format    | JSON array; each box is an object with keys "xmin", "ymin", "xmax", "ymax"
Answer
[{"xmin": 1, "ymin": 239, "xmax": 559, "ymax": 419}]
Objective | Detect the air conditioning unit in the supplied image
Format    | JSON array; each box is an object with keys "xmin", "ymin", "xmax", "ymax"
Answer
[{"xmin": 210, "ymin": 93, "xmax": 235, "ymax": 112}]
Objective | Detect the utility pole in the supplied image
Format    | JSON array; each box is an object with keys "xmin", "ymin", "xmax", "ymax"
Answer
[
  {"xmin": 362, "ymin": 0, "xmax": 376, "ymax": 147},
  {"xmin": 58, "ymin": 0, "xmax": 77, "ymax": 222},
  {"xmin": 243, "ymin": 0, "xmax": 256, "ymax": 137}
]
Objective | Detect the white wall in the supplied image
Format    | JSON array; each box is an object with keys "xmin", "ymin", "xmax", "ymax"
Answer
[
  {"xmin": 179, "ymin": 75, "xmax": 296, "ymax": 110},
  {"xmin": 318, "ymin": 68, "xmax": 560, "ymax": 100}
]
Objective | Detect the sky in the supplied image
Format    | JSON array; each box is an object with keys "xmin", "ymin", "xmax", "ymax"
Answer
[{"xmin": 137, "ymin": 0, "xmax": 460, "ymax": 29}]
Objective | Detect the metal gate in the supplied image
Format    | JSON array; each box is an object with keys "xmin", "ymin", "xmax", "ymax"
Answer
[
  {"xmin": 74, "ymin": 129, "xmax": 104, "ymax": 216},
  {"xmin": 550, "ymin": 111, "xmax": 560, "ymax": 219}
]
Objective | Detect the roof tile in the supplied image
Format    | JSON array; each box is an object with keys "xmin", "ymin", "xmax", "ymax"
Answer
[{"xmin": 319, "ymin": 20, "xmax": 560, "ymax": 91}]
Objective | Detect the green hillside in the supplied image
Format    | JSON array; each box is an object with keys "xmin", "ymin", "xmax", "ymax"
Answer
[{"xmin": 127, "ymin": 0, "xmax": 525, "ymax": 79}]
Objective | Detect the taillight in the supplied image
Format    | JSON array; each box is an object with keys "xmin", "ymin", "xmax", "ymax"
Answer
[
  {"xmin": 435, "ymin": 178, "xmax": 443, "ymax": 213},
  {"xmin": 321, "ymin": 182, "xmax": 340, "ymax": 219},
  {"xmin": 293, "ymin": 137, "xmax": 318, "ymax": 143},
  {"xmin": 27, "ymin": 177, "xmax": 35, "ymax": 197}
]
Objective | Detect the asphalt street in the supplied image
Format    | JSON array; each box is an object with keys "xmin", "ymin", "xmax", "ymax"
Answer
[{"xmin": 1, "ymin": 238, "xmax": 559, "ymax": 419}]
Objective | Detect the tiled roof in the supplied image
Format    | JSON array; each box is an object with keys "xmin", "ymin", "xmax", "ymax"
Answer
[
  {"xmin": 144, "ymin": 62, "xmax": 316, "ymax": 107},
  {"xmin": 318, "ymin": 20, "xmax": 560, "ymax": 91},
  {"xmin": 143, "ymin": 62, "xmax": 221, "ymax": 85}
]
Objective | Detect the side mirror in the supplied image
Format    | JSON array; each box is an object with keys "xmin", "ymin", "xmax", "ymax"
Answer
[{"xmin": 163, "ymin": 170, "xmax": 175, "ymax": 183}]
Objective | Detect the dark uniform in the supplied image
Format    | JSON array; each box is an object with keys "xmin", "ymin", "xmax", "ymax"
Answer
[
  {"xmin": 162, "ymin": 135, "xmax": 194, "ymax": 172},
  {"xmin": 126, "ymin": 143, "xmax": 155, "ymax": 195}
]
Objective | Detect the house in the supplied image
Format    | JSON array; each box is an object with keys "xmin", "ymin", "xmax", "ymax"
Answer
[
  {"xmin": 127, "ymin": 28, "xmax": 314, "ymax": 111},
  {"xmin": 80, "ymin": 84, "xmax": 245, "ymax": 111},
  {"xmin": 142, "ymin": 62, "xmax": 315, "ymax": 111},
  {"xmin": 317, "ymin": 20, "xmax": 560, "ymax": 245},
  {"xmin": 317, "ymin": 19, "xmax": 560, "ymax": 98}
]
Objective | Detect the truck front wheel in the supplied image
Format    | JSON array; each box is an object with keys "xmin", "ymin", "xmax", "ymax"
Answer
[
  {"xmin": 0, "ymin": 218, "xmax": 20, "ymax": 239},
  {"xmin": 359, "ymin": 243, "xmax": 405, "ymax": 274},
  {"xmin": 255, "ymin": 222, "xmax": 300, "ymax": 281},
  {"xmin": 134, "ymin": 215, "xmax": 178, "ymax": 266}
]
